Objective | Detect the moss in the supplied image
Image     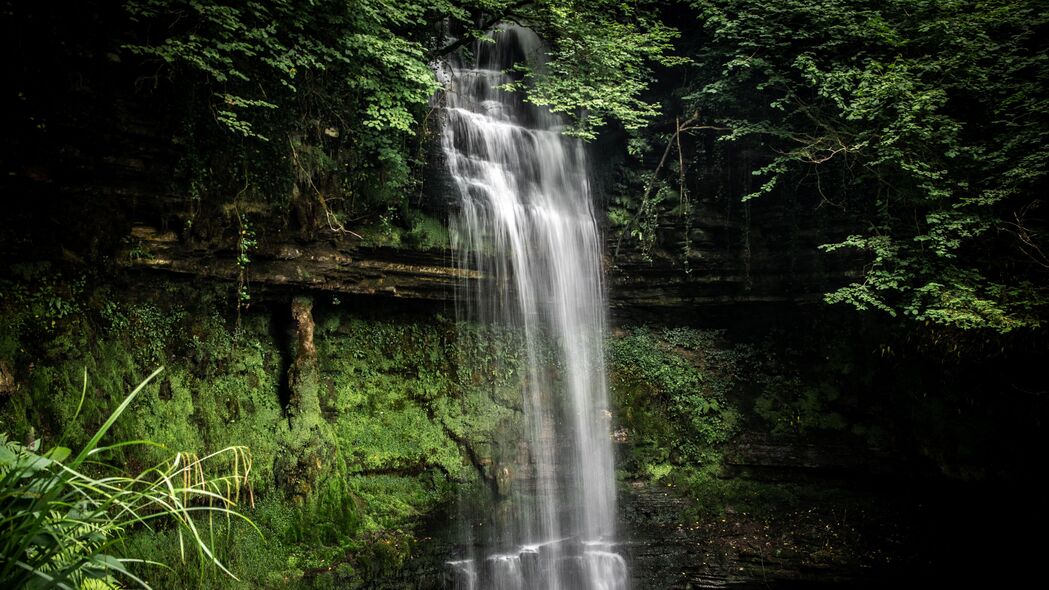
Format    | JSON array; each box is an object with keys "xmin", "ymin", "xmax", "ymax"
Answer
[
  {"xmin": 279, "ymin": 296, "xmax": 327, "ymax": 498},
  {"xmin": 404, "ymin": 213, "xmax": 451, "ymax": 251},
  {"xmin": 609, "ymin": 326, "xmax": 744, "ymax": 471},
  {"xmin": 118, "ymin": 496, "xmax": 336, "ymax": 590},
  {"xmin": 0, "ymin": 270, "xmax": 532, "ymax": 588},
  {"xmin": 315, "ymin": 314, "xmax": 525, "ymax": 479},
  {"xmin": 317, "ymin": 317, "xmax": 459, "ymax": 475},
  {"xmin": 1, "ymin": 287, "xmax": 288, "ymax": 485},
  {"xmin": 353, "ymin": 212, "xmax": 451, "ymax": 251}
]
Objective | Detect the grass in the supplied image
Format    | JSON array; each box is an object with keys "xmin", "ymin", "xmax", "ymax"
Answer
[
  {"xmin": 0, "ymin": 368, "xmax": 256, "ymax": 589},
  {"xmin": 1, "ymin": 279, "xmax": 533, "ymax": 587}
]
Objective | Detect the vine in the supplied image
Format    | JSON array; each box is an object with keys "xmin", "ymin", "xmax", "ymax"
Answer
[{"xmin": 235, "ymin": 211, "xmax": 256, "ymax": 327}]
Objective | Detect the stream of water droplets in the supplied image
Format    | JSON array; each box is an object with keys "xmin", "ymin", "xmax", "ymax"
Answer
[{"xmin": 441, "ymin": 25, "xmax": 626, "ymax": 590}]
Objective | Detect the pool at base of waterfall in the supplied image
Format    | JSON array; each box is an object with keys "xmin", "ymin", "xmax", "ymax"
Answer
[{"xmin": 446, "ymin": 539, "xmax": 627, "ymax": 590}]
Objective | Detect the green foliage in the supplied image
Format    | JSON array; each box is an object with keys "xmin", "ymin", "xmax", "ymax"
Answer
[
  {"xmin": 117, "ymin": 0, "xmax": 687, "ymax": 220},
  {"xmin": 262, "ymin": 313, "xmax": 524, "ymax": 584},
  {"xmin": 0, "ymin": 285, "xmax": 287, "ymax": 494},
  {"xmin": 508, "ymin": 0, "xmax": 687, "ymax": 139},
  {"xmin": 753, "ymin": 377, "xmax": 848, "ymax": 436},
  {"xmin": 609, "ymin": 327, "xmax": 742, "ymax": 468},
  {"xmin": 120, "ymin": 0, "xmax": 462, "ymax": 228},
  {"xmin": 1, "ymin": 279, "xmax": 530, "ymax": 587},
  {"xmin": 0, "ymin": 264, "xmax": 84, "ymax": 340},
  {"xmin": 404, "ymin": 213, "xmax": 452, "ymax": 251},
  {"xmin": 681, "ymin": 0, "xmax": 1049, "ymax": 331},
  {"xmin": 644, "ymin": 462, "xmax": 673, "ymax": 481},
  {"xmin": 0, "ymin": 369, "xmax": 254, "ymax": 589},
  {"xmin": 608, "ymin": 326, "xmax": 840, "ymax": 518},
  {"xmin": 235, "ymin": 215, "xmax": 258, "ymax": 306},
  {"xmin": 353, "ymin": 211, "xmax": 450, "ymax": 251},
  {"xmin": 608, "ymin": 168, "xmax": 675, "ymax": 261},
  {"xmin": 117, "ymin": 0, "xmax": 688, "ymax": 234},
  {"xmin": 123, "ymin": 0, "xmax": 442, "ymax": 137},
  {"xmin": 117, "ymin": 496, "xmax": 310, "ymax": 589}
]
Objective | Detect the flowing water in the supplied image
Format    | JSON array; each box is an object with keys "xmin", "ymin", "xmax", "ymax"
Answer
[{"xmin": 440, "ymin": 25, "xmax": 626, "ymax": 590}]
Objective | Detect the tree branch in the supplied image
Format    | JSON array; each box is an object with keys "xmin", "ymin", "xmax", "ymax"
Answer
[
  {"xmin": 614, "ymin": 112, "xmax": 721, "ymax": 259},
  {"xmin": 427, "ymin": 1, "xmax": 534, "ymax": 60}
]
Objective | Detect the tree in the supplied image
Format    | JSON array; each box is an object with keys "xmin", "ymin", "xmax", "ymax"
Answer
[{"xmin": 670, "ymin": 0, "xmax": 1048, "ymax": 331}]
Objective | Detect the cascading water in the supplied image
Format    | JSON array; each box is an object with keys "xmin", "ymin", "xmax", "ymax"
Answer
[{"xmin": 439, "ymin": 25, "xmax": 626, "ymax": 590}]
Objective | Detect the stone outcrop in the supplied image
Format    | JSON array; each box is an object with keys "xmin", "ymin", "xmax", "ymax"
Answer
[
  {"xmin": 607, "ymin": 196, "xmax": 862, "ymax": 315},
  {"xmin": 120, "ymin": 225, "xmax": 478, "ymax": 300},
  {"xmin": 277, "ymin": 296, "xmax": 327, "ymax": 500},
  {"xmin": 721, "ymin": 432, "xmax": 901, "ymax": 480},
  {"xmin": 0, "ymin": 360, "xmax": 15, "ymax": 397},
  {"xmin": 120, "ymin": 216, "xmax": 857, "ymax": 318}
]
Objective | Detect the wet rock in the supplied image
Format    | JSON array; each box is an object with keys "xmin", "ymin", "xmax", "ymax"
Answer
[
  {"xmin": 120, "ymin": 224, "xmax": 477, "ymax": 301},
  {"xmin": 0, "ymin": 360, "xmax": 14, "ymax": 397}
]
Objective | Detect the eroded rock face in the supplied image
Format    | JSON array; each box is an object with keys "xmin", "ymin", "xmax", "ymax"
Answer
[
  {"xmin": 120, "ymin": 224, "xmax": 479, "ymax": 301},
  {"xmin": 120, "ymin": 217, "xmax": 857, "ymax": 321},
  {"xmin": 0, "ymin": 360, "xmax": 15, "ymax": 397},
  {"xmin": 278, "ymin": 296, "xmax": 327, "ymax": 500},
  {"xmin": 606, "ymin": 198, "xmax": 863, "ymax": 319},
  {"xmin": 289, "ymin": 296, "xmax": 318, "ymax": 390}
]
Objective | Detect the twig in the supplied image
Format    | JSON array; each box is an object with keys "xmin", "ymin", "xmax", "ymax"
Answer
[
  {"xmin": 288, "ymin": 137, "xmax": 363, "ymax": 239},
  {"xmin": 614, "ymin": 112, "xmax": 726, "ymax": 259}
]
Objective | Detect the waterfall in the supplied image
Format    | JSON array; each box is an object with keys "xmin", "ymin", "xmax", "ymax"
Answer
[{"xmin": 440, "ymin": 25, "xmax": 626, "ymax": 590}]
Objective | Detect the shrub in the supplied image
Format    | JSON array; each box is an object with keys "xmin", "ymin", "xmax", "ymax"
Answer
[{"xmin": 0, "ymin": 368, "xmax": 255, "ymax": 589}]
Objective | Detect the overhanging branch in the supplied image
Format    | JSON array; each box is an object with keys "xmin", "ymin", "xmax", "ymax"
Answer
[{"xmin": 427, "ymin": 1, "xmax": 534, "ymax": 60}]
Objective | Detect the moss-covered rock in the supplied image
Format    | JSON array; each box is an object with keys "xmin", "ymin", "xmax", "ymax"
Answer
[
  {"xmin": 609, "ymin": 325, "xmax": 745, "ymax": 475},
  {"xmin": 0, "ymin": 274, "xmax": 528, "ymax": 588}
]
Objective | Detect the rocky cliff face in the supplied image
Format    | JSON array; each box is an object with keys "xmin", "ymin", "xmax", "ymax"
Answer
[
  {"xmin": 115, "ymin": 194, "xmax": 857, "ymax": 320},
  {"xmin": 119, "ymin": 225, "xmax": 473, "ymax": 301},
  {"xmin": 607, "ymin": 201, "xmax": 861, "ymax": 317}
]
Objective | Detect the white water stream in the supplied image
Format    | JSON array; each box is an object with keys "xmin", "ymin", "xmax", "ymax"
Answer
[{"xmin": 440, "ymin": 25, "xmax": 626, "ymax": 590}]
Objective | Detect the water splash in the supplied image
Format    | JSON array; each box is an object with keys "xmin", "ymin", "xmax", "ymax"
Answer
[{"xmin": 441, "ymin": 25, "xmax": 625, "ymax": 589}]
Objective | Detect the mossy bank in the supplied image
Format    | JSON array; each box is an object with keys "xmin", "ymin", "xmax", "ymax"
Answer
[
  {"xmin": 0, "ymin": 267, "xmax": 528, "ymax": 588},
  {"xmin": 2, "ymin": 266, "xmax": 1045, "ymax": 587}
]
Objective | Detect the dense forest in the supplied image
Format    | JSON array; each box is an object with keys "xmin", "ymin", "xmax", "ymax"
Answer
[{"xmin": 2, "ymin": 1, "xmax": 1046, "ymax": 588}]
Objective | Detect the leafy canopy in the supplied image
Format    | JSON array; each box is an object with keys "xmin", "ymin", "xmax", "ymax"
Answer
[
  {"xmin": 118, "ymin": 0, "xmax": 683, "ymax": 230},
  {"xmin": 507, "ymin": 0, "xmax": 687, "ymax": 139},
  {"xmin": 682, "ymin": 0, "xmax": 1049, "ymax": 331}
]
